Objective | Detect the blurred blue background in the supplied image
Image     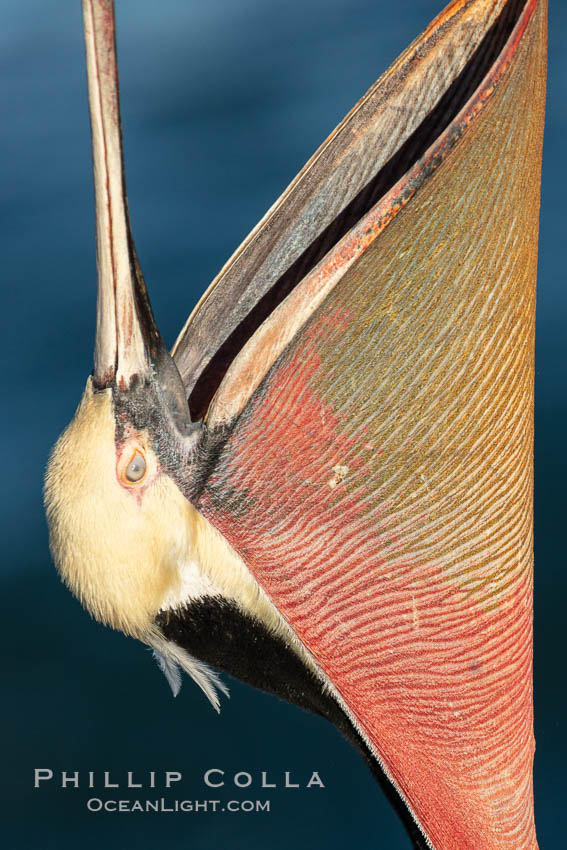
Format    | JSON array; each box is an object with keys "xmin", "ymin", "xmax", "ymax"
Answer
[{"xmin": 1, "ymin": 1, "xmax": 564, "ymax": 847}]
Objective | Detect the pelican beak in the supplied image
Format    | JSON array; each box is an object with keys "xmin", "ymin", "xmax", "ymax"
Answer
[
  {"xmin": 82, "ymin": 0, "xmax": 163, "ymax": 392},
  {"xmin": 82, "ymin": 0, "xmax": 156, "ymax": 390},
  {"xmin": 83, "ymin": 0, "xmax": 192, "ymax": 434}
]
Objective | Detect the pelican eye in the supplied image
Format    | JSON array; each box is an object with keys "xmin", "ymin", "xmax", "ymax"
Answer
[{"xmin": 124, "ymin": 451, "xmax": 146, "ymax": 484}]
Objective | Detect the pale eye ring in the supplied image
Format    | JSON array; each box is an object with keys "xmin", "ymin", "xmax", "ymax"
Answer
[{"xmin": 124, "ymin": 450, "xmax": 147, "ymax": 483}]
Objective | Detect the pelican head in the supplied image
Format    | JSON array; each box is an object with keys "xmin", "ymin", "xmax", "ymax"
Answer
[{"xmin": 44, "ymin": 0, "xmax": 200, "ymax": 640}]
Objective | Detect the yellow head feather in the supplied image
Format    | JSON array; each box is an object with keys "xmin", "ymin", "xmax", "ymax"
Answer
[{"xmin": 44, "ymin": 378, "xmax": 194, "ymax": 637}]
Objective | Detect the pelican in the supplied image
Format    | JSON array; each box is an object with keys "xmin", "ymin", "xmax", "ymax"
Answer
[{"xmin": 44, "ymin": 0, "xmax": 547, "ymax": 847}]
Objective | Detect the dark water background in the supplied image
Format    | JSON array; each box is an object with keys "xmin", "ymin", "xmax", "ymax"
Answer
[{"xmin": 1, "ymin": 1, "xmax": 564, "ymax": 847}]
